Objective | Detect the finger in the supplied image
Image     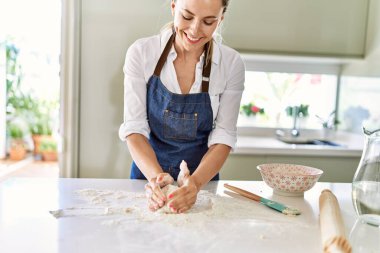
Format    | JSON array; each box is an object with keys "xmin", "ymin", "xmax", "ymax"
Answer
[
  {"xmin": 146, "ymin": 182, "xmax": 165, "ymax": 207},
  {"xmin": 162, "ymin": 174, "xmax": 174, "ymax": 185},
  {"xmin": 167, "ymin": 201, "xmax": 178, "ymax": 213},
  {"xmin": 151, "ymin": 184, "xmax": 167, "ymax": 207},
  {"xmin": 170, "ymin": 201, "xmax": 188, "ymax": 214},
  {"xmin": 156, "ymin": 173, "xmax": 174, "ymax": 187},
  {"xmin": 144, "ymin": 183, "xmax": 153, "ymax": 198},
  {"xmin": 178, "ymin": 206, "xmax": 189, "ymax": 214},
  {"xmin": 148, "ymin": 198, "xmax": 160, "ymax": 210},
  {"xmin": 151, "ymin": 191, "xmax": 165, "ymax": 207},
  {"xmin": 170, "ymin": 188, "xmax": 197, "ymax": 212},
  {"xmin": 174, "ymin": 199, "xmax": 194, "ymax": 214},
  {"xmin": 166, "ymin": 186, "xmax": 182, "ymax": 201},
  {"xmin": 150, "ymin": 182, "xmax": 166, "ymax": 203},
  {"xmin": 145, "ymin": 184, "xmax": 160, "ymax": 210}
]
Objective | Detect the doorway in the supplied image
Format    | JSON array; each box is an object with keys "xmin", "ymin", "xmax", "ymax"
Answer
[{"xmin": 0, "ymin": 0, "xmax": 61, "ymax": 179}]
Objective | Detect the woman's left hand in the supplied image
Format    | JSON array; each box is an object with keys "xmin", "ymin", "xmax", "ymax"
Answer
[
  {"xmin": 145, "ymin": 173, "xmax": 174, "ymax": 211},
  {"xmin": 167, "ymin": 175, "xmax": 199, "ymax": 213}
]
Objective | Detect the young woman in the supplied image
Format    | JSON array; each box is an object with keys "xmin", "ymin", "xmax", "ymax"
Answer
[{"xmin": 119, "ymin": 0, "xmax": 245, "ymax": 213}]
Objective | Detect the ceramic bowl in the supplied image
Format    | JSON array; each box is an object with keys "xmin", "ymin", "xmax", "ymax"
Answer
[{"xmin": 257, "ymin": 163, "xmax": 324, "ymax": 196}]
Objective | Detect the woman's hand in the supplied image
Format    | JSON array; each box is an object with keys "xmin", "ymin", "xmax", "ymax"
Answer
[
  {"xmin": 145, "ymin": 173, "xmax": 174, "ymax": 211},
  {"xmin": 167, "ymin": 175, "xmax": 199, "ymax": 214}
]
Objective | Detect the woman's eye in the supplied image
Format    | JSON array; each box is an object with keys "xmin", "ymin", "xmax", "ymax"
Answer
[
  {"xmin": 204, "ymin": 21, "xmax": 214, "ymax": 26},
  {"xmin": 182, "ymin": 15, "xmax": 192, "ymax": 21}
]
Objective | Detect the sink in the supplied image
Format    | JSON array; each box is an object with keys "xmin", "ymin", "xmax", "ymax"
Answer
[
  {"xmin": 278, "ymin": 137, "xmax": 342, "ymax": 146},
  {"xmin": 275, "ymin": 129, "xmax": 342, "ymax": 147}
]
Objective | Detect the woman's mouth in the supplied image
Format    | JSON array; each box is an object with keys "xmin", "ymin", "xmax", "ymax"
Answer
[{"xmin": 184, "ymin": 32, "xmax": 201, "ymax": 44}]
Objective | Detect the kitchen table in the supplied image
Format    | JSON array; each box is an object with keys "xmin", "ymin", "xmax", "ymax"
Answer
[{"xmin": 0, "ymin": 178, "xmax": 378, "ymax": 253}]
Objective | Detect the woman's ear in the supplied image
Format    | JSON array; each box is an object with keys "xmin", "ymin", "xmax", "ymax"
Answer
[{"xmin": 171, "ymin": 0, "xmax": 176, "ymax": 16}]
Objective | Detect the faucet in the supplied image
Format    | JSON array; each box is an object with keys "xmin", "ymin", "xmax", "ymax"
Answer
[{"xmin": 291, "ymin": 106, "xmax": 300, "ymax": 137}]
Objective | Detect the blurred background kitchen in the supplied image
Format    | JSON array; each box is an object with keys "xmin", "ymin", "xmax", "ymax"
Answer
[{"xmin": 1, "ymin": 0, "xmax": 379, "ymax": 182}]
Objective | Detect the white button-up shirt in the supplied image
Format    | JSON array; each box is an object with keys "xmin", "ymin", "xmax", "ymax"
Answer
[{"xmin": 119, "ymin": 29, "xmax": 245, "ymax": 150}]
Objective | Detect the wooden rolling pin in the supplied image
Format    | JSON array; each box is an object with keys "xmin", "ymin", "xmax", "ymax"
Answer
[{"xmin": 319, "ymin": 189, "xmax": 352, "ymax": 253}]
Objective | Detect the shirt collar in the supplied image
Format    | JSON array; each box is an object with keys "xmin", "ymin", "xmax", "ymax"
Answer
[{"xmin": 160, "ymin": 28, "xmax": 221, "ymax": 65}]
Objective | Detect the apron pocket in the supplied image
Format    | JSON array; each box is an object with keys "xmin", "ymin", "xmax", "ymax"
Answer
[{"xmin": 164, "ymin": 110, "xmax": 197, "ymax": 140}]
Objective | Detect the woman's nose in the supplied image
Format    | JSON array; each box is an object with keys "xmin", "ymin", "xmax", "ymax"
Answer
[{"xmin": 189, "ymin": 20, "xmax": 201, "ymax": 36}]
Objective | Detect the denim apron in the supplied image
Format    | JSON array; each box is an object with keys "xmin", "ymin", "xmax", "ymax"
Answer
[{"xmin": 131, "ymin": 32, "xmax": 219, "ymax": 181}]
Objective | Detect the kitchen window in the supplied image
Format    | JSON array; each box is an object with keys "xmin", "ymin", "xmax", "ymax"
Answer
[
  {"xmin": 238, "ymin": 55, "xmax": 380, "ymax": 134},
  {"xmin": 339, "ymin": 76, "xmax": 380, "ymax": 133},
  {"xmin": 238, "ymin": 71, "xmax": 338, "ymax": 130}
]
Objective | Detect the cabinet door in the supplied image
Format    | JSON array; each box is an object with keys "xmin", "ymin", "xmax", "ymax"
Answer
[{"xmin": 222, "ymin": 0, "xmax": 369, "ymax": 57}]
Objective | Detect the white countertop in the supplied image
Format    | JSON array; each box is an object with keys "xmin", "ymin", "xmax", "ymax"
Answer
[
  {"xmin": 234, "ymin": 131, "xmax": 364, "ymax": 157},
  {"xmin": 0, "ymin": 178, "xmax": 378, "ymax": 253}
]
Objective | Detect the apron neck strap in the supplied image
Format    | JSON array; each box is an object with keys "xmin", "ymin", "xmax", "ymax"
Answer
[
  {"xmin": 153, "ymin": 31, "xmax": 212, "ymax": 93},
  {"xmin": 201, "ymin": 41, "xmax": 212, "ymax": 93},
  {"xmin": 153, "ymin": 32, "xmax": 175, "ymax": 77}
]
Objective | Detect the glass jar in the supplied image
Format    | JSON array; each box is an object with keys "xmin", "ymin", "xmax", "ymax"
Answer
[{"xmin": 352, "ymin": 127, "xmax": 380, "ymax": 226}]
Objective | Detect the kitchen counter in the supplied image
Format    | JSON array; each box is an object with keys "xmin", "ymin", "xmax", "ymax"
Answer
[
  {"xmin": 235, "ymin": 130, "xmax": 364, "ymax": 157},
  {"xmin": 0, "ymin": 178, "xmax": 378, "ymax": 253}
]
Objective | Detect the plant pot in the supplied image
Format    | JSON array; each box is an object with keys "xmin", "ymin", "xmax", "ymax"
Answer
[
  {"xmin": 32, "ymin": 135, "xmax": 53, "ymax": 155},
  {"xmin": 9, "ymin": 139, "xmax": 26, "ymax": 161},
  {"xmin": 41, "ymin": 151, "xmax": 57, "ymax": 161}
]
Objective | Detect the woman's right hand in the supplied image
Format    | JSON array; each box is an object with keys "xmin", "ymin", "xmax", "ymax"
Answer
[{"xmin": 145, "ymin": 173, "xmax": 174, "ymax": 211}]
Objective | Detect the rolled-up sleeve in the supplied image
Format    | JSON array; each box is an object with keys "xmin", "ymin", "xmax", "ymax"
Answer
[
  {"xmin": 208, "ymin": 53, "xmax": 245, "ymax": 151},
  {"xmin": 118, "ymin": 41, "xmax": 150, "ymax": 141}
]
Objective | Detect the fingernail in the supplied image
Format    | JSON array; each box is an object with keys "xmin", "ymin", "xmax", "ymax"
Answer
[
  {"xmin": 169, "ymin": 203, "xmax": 173, "ymax": 208},
  {"xmin": 171, "ymin": 208, "xmax": 176, "ymax": 212},
  {"xmin": 168, "ymin": 194, "xmax": 173, "ymax": 199}
]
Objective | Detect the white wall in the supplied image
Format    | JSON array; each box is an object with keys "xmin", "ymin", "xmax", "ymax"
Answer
[
  {"xmin": 0, "ymin": 44, "xmax": 6, "ymax": 159},
  {"xmin": 79, "ymin": 0, "xmax": 171, "ymax": 178}
]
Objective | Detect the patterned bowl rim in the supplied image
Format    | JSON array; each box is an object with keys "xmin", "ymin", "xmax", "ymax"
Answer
[{"xmin": 256, "ymin": 163, "xmax": 324, "ymax": 177}]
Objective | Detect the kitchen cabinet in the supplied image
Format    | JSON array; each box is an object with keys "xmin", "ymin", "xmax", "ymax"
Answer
[
  {"xmin": 222, "ymin": 154, "xmax": 359, "ymax": 183},
  {"xmin": 223, "ymin": 0, "xmax": 369, "ymax": 57},
  {"xmin": 342, "ymin": 0, "xmax": 380, "ymax": 76},
  {"xmin": 221, "ymin": 134, "xmax": 362, "ymax": 182}
]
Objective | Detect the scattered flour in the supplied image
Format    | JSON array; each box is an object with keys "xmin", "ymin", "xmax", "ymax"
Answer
[{"xmin": 49, "ymin": 186, "xmax": 308, "ymax": 229}]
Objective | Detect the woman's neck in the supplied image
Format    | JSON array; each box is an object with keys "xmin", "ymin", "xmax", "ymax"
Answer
[{"xmin": 173, "ymin": 38, "xmax": 204, "ymax": 62}]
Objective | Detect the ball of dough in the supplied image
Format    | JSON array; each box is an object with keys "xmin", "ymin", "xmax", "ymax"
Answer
[{"xmin": 156, "ymin": 184, "xmax": 179, "ymax": 214}]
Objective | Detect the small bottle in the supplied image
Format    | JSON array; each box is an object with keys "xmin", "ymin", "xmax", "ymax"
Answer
[{"xmin": 352, "ymin": 127, "xmax": 380, "ymax": 226}]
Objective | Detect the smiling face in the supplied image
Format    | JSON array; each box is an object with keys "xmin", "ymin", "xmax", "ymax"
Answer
[{"xmin": 171, "ymin": 0, "xmax": 224, "ymax": 53}]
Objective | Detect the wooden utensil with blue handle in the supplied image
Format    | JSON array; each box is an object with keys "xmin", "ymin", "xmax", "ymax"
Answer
[{"xmin": 224, "ymin": 183, "xmax": 301, "ymax": 216}]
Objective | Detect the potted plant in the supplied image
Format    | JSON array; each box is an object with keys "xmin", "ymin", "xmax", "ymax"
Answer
[
  {"xmin": 30, "ymin": 115, "xmax": 53, "ymax": 158},
  {"xmin": 39, "ymin": 138, "xmax": 57, "ymax": 161},
  {"xmin": 5, "ymin": 40, "xmax": 59, "ymax": 161},
  {"xmin": 8, "ymin": 121, "xmax": 27, "ymax": 161},
  {"xmin": 241, "ymin": 102, "xmax": 265, "ymax": 117},
  {"xmin": 285, "ymin": 104, "xmax": 309, "ymax": 118}
]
